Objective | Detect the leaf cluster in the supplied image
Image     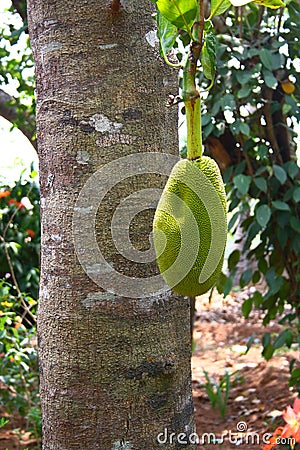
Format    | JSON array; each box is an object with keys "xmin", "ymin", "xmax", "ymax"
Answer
[
  {"xmin": 0, "ymin": 172, "xmax": 40, "ymax": 303},
  {"xmin": 199, "ymin": 2, "xmax": 300, "ymax": 387},
  {"xmin": 0, "ymin": 173, "xmax": 41, "ymax": 445},
  {"xmin": 0, "ymin": 1, "xmax": 35, "ymax": 135},
  {"xmin": 0, "ymin": 280, "xmax": 41, "ymax": 443},
  {"xmin": 152, "ymin": 0, "xmax": 285, "ymax": 87}
]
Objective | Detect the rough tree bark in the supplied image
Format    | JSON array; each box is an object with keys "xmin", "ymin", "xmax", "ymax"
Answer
[{"xmin": 27, "ymin": 0, "xmax": 196, "ymax": 449}]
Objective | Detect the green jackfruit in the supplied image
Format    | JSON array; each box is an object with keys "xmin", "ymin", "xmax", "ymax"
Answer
[{"xmin": 153, "ymin": 156, "xmax": 227, "ymax": 296}]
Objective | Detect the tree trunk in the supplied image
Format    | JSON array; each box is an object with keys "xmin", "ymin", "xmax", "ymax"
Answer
[{"xmin": 27, "ymin": 1, "xmax": 196, "ymax": 449}]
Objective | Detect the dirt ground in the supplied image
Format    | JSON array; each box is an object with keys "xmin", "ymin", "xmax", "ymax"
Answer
[
  {"xmin": 192, "ymin": 290, "xmax": 298, "ymax": 450},
  {"xmin": 1, "ymin": 289, "xmax": 299, "ymax": 449}
]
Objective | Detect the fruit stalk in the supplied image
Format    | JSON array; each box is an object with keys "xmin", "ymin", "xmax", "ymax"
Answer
[{"xmin": 182, "ymin": 42, "xmax": 202, "ymax": 161}]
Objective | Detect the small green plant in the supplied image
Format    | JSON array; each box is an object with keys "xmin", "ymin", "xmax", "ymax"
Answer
[
  {"xmin": 200, "ymin": 369, "xmax": 234, "ymax": 419},
  {"xmin": 0, "ymin": 417, "xmax": 9, "ymax": 427}
]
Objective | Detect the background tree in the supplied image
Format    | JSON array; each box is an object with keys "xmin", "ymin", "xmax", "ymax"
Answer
[{"xmin": 27, "ymin": 0, "xmax": 195, "ymax": 449}]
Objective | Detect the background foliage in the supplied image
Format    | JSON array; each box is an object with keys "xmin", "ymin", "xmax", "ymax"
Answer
[
  {"xmin": 0, "ymin": 173, "xmax": 41, "ymax": 446},
  {"xmin": 199, "ymin": 1, "xmax": 300, "ymax": 385}
]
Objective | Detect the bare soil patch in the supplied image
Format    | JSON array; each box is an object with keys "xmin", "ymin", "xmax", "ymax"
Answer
[{"xmin": 193, "ymin": 291, "xmax": 298, "ymax": 450}]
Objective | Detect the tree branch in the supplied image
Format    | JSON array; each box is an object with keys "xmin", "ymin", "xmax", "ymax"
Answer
[
  {"xmin": 11, "ymin": 0, "xmax": 28, "ymax": 25},
  {"xmin": 0, "ymin": 88, "xmax": 37, "ymax": 151}
]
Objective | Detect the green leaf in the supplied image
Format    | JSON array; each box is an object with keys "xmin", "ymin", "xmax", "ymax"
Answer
[
  {"xmin": 289, "ymin": 368, "xmax": 300, "ymax": 387},
  {"xmin": 258, "ymin": 259, "xmax": 268, "ymax": 274},
  {"xmin": 257, "ymin": 145, "xmax": 269, "ymax": 159},
  {"xmin": 285, "ymin": 161, "xmax": 299, "ymax": 179},
  {"xmin": 254, "ymin": 0, "xmax": 285, "ymax": 8},
  {"xmin": 256, "ymin": 204, "xmax": 271, "ymax": 227},
  {"xmin": 273, "ymin": 164, "xmax": 287, "ymax": 184},
  {"xmin": 239, "ymin": 122, "xmax": 250, "ymax": 136},
  {"xmin": 216, "ymin": 272, "xmax": 227, "ymax": 294},
  {"xmin": 246, "ymin": 334, "xmax": 256, "ymax": 353},
  {"xmin": 237, "ymin": 85, "xmax": 251, "ymax": 99},
  {"xmin": 228, "ymin": 250, "xmax": 240, "ymax": 271},
  {"xmin": 230, "ymin": 119, "xmax": 250, "ymax": 136},
  {"xmin": 253, "ymin": 291, "xmax": 263, "ymax": 307},
  {"xmin": 210, "ymin": 0, "xmax": 231, "ymax": 18},
  {"xmin": 231, "ymin": 0, "xmax": 284, "ymax": 8},
  {"xmin": 262, "ymin": 332, "xmax": 270, "ymax": 348},
  {"xmin": 253, "ymin": 177, "xmax": 267, "ymax": 192},
  {"xmin": 221, "ymin": 93, "xmax": 236, "ymax": 111},
  {"xmin": 241, "ymin": 268, "xmax": 253, "ymax": 286},
  {"xmin": 293, "ymin": 187, "xmax": 300, "ymax": 203},
  {"xmin": 236, "ymin": 70, "xmax": 252, "ymax": 84},
  {"xmin": 260, "ymin": 48, "xmax": 284, "ymax": 71},
  {"xmin": 242, "ymin": 298, "xmax": 253, "ymax": 318},
  {"xmin": 228, "ymin": 210, "xmax": 239, "ymax": 231},
  {"xmin": 259, "ymin": 48, "xmax": 273, "ymax": 71},
  {"xmin": 7, "ymin": 242, "xmax": 21, "ymax": 255},
  {"xmin": 273, "ymin": 329, "xmax": 293, "ymax": 350},
  {"xmin": 156, "ymin": 0, "xmax": 197, "ymax": 32},
  {"xmin": 252, "ymin": 270, "xmax": 260, "ymax": 284},
  {"xmin": 282, "ymin": 103, "xmax": 292, "ymax": 114},
  {"xmin": 0, "ymin": 417, "xmax": 9, "ymax": 428},
  {"xmin": 272, "ymin": 200, "xmax": 290, "ymax": 211},
  {"xmin": 263, "ymin": 69, "xmax": 278, "ymax": 89},
  {"xmin": 157, "ymin": 12, "xmax": 179, "ymax": 64},
  {"xmin": 202, "ymin": 113, "xmax": 212, "ymax": 126},
  {"xmin": 233, "ymin": 174, "xmax": 251, "ymax": 195},
  {"xmin": 201, "ymin": 32, "xmax": 216, "ymax": 82},
  {"xmin": 290, "ymin": 216, "xmax": 300, "ymax": 232},
  {"xmin": 262, "ymin": 343, "xmax": 274, "ymax": 360}
]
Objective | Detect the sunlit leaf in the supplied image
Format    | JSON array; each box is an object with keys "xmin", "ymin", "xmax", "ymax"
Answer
[
  {"xmin": 157, "ymin": 11, "xmax": 179, "ymax": 65},
  {"xmin": 210, "ymin": 0, "xmax": 231, "ymax": 18},
  {"xmin": 254, "ymin": 0, "xmax": 285, "ymax": 8},
  {"xmin": 230, "ymin": 0, "xmax": 284, "ymax": 7},
  {"xmin": 201, "ymin": 32, "xmax": 216, "ymax": 82},
  {"xmin": 156, "ymin": 0, "xmax": 197, "ymax": 33}
]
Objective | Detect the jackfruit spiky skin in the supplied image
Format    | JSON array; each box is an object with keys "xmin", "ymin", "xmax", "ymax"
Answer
[{"xmin": 153, "ymin": 156, "xmax": 227, "ymax": 296}]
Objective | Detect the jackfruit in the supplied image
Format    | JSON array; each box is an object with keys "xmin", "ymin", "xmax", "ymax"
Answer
[{"xmin": 153, "ymin": 156, "xmax": 227, "ymax": 296}]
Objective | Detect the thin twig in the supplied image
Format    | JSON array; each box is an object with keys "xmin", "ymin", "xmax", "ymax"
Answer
[
  {"xmin": 277, "ymin": 6, "xmax": 284, "ymax": 34},
  {"xmin": 199, "ymin": 0, "xmax": 205, "ymax": 50}
]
